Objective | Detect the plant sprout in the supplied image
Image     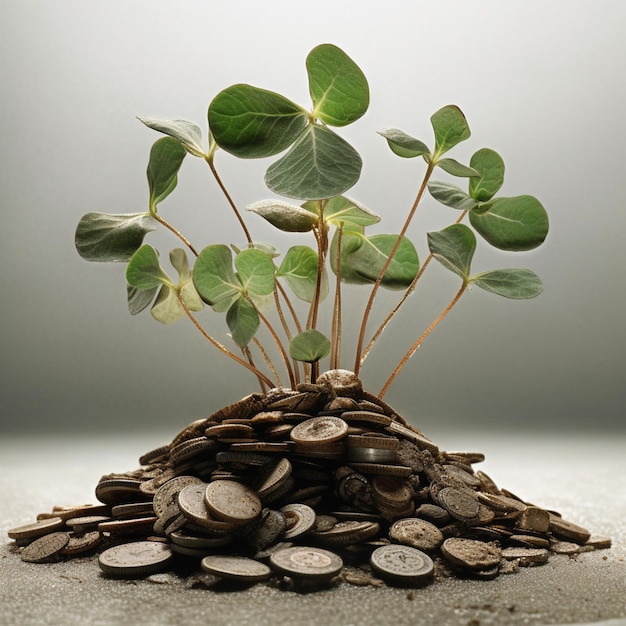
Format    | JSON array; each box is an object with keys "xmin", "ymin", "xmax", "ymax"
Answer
[{"xmin": 75, "ymin": 44, "xmax": 548, "ymax": 398}]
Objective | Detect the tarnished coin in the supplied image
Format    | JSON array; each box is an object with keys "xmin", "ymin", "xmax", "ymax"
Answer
[
  {"xmin": 95, "ymin": 477, "xmax": 144, "ymax": 505},
  {"xmin": 441, "ymin": 537, "xmax": 501, "ymax": 571},
  {"xmin": 256, "ymin": 458, "xmax": 292, "ymax": 502},
  {"xmin": 8, "ymin": 517, "xmax": 65, "ymax": 541},
  {"xmin": 201, "ymin": 555, "xmax": 271, "ymax": 583},
  {"xmin": 389, "ymin": 518, "xmax": 444, "ymax": 552},
  {"xmin": 280, "ymin": 503, "xmax": 316, "ymax": 540},
  {"xmin": 436, "ymin": 487, "xmax": 480, "ymax": 522},
  {"xmin": 313, "ymin": 520, "xmax": 380, "ymax": 547},
  {"xmin": 153, "ymin": 475, "xmax": 204, "ymax": 518},
  {"xmin": 177, "ymin": 483, "xmax": 234, "ymax": 531},
  {"xmin": 111, "ymin": 502, "xmax": 156, "ymax": 519},
  {"xmin": 290, "ymin": 416, "xmax": 349, "ymax": 445},
  {"xmin": 370, "ymin": 544, "xmax": 434, "ymax": 586},
  {"xmin": 66, "ymin": 515, "xmax": 111, "ymax": 532},
  {"xmin": 269, "ymin": 546, "xmax": 343, "ymax": 582},
  {"xmin": 316, "ymin": 369, "xmax": 363, "ymax": 398},
  {"xmin": 21, "ymin": 532, "xmax": 69, "ymax": 563},
  {"xmin": 348, "ymin": 463, "xmax": 412, "ymax": 478},
  {"xmin": 204, "ymin": 480, "xmax": 262, "ymax": 526},
  {"xmin": 169, "ymin": 530, "xmax": 233, "ymax": 549},
  {"xmin": 60, "ymin": 531, "xmax": 102, "ymax": 556},
  {"xmin": 548, "ymin": 514, "xmax": 591, "ymax": 544},
  {"xmin": 501, "ymin": 547, "xmax": 550, "ymax": 566},
  {"xmin": 414, "ymin": 504, "xmax": 451, "ymax": 527},
  {"xmin": 98, "ymin": 541, "xmax": 173, "ymax": 578}
]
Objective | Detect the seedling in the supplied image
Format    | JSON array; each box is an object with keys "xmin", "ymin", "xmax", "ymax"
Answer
[{"xmin": 75, "ymin": 44, "xmax": 548, "ymax": 398}]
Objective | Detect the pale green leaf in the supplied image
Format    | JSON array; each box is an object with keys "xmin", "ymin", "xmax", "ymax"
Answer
[
  {"xmin": 471, "ymin": 268, "xmax": 544, "ymax": 299},
  {"xmin": 234, "ymin": 248, "xmax": 275, "ymax": 297},
  {"xmin": 436, "ymin": 158, "xmax": 479, "ymax": 178},
  {"xmin": 265, "ymin": 124, "xmax": 362, "ymax": 200},
  {"xmin": 322, "ymin": 196, "xmax": 380, "ymax": 229},
  {"xmin": 377, "ymin": 128, "xmax": 430, "ymax": 158},
  {"xmin": 150, "ymin": 284, "xmax": 185, "ymax": 324},
  {"xmin": 246, "ymin": 199, "xmax": 318, "ymax": 232},
  {"xmin": 329, "ymin": 229, "xmax": 372, "ymax": 285},
  {"xmin": 277, "ymin": 245, "xmax": 328, "ymax": 303},
  {"xmin": 75, "ymin": 212, "xmax": 157, "ymax": 262},
  {"xmin": 137, "ymin": 117, "xmax": 205, "ymax": 157},
  {"xmin": 147, "ymin": 137, "xmax": 187, "ymax": 211},
  {"xmin": 126, "ymin": 244, "xmax": 171, "ymax": 290},
  {"xmin": 193, "ymin": 244, "xmax": 241, "ymax": 307},
  {"xmin": 127, "ymin": 284, "xmax": 158, "ymax": 315},
  {"xmin": 428, "ymin": 181, "xmax": 478, "ymax": 211}
]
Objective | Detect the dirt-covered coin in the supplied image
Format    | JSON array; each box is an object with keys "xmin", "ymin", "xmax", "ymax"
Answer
[
  {"xmin": 441, "ymin": 537, "xmax": 501, "ymax": 571},
  {"xmin": 98, "ymin": 541, "xmax": 173, "ymax": 578},
  {"xmin": 201, "ymin": 555, "xmax": 271, "ymax": 582},
  {"xmin": 389, "ymin": 518, "xmax": 444, "ymax": 552},
  {"xmin": 204, "ymin": 480, "xmax": 262, "ymax": 526},
  {"xmin": 370, "ymin": 544, "xmax": 434, "ymax": 586},
  {"xmin": 21, "ymin": 532, "xmax": 69, "ymax": 563},
  {"xmin": 269, "ymin": 546, "xmax": 343, "ymax": 582}
]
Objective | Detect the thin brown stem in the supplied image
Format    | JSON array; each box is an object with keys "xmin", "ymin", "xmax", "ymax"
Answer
[
  {"xmin": 151, "ymin": 213, "xmax": 199, "ymax": 257},
  {"xmin": 242, "ymin": 346, "xmax": 267, "ymax": 393},
  {"xmin": 206, "ymin": 157, "xmax": 252, "ymax": 244},
  {"xmin": 330, "ymin": 226, "xmax": 343, "ymax": 370},
  {"xmin": 360, "ymin": 208, "xmax": 471, "ymax": 366},
  {"xmin": 253, "ymin": 299, "xmax": 296, "ymax": 389},
  {"xmin": 354, "ymin": 161, "xmax": 436, "ymax": 375},
  {"xmin": 378, "ymin": 281, "xmax": 467, "ymax": 399},
  {"xmin": 252, "ymin": 337, "xmax": 283, "ymax": 389},
  {"xmin": 273, "ymin": 285, "xmax": 300, "ymax": 385},
  {"xmin": 276, "ymin": 280, "xmax": 303, "ymax": 335},
  {"xmin": 307, "ymin": 202, "xmax": 328, "ymax": 331},
  {"xmin": 176, "ymin": 291, "xmax": 275, "ymax": 388}
]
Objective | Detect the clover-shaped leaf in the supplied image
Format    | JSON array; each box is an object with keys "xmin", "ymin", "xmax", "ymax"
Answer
[
  {"xmin": 277, "ymin": 246, "xmax": 328, "ymax": 303},
  {"xmin": 307, "ymin": 43, "xmax": 369, "ymax": 127},
  {"xmin": 234, "ymin": 248, "xmax": 276, "ymax": 297},
  {"xmin": 226, "ymin": 297, "xmax": 260, "ymax": 347},
  {"xmin": 289, "ymin": 329, "xmax": 331, "ymax": 363},
  {"xmin": 193, "ymin": 244, "xmax": 241, "ymax": 309},
  {"xmin": 126, "ymin": 244, "xmax": 171, "ymax": 290}
]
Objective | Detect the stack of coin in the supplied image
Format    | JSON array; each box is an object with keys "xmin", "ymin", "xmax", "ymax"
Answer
[{"xmin": 7, "ymin": 370, "xmax": 610, "ymax": 590}]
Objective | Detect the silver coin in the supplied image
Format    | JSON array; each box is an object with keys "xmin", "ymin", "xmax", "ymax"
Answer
[
  {"xmin": 370, "ymin": 544, "xmax": 434, "ymax": 586},
  {"xmin": 204, "ymin": 480, "xmax": 262, "ymax": 526},
  {"xmin": 280, "ymin": 503, "xmax": 316, "ymax": 540},
  {"xmin": 269, "ymin": 546, "xmax": 343, "ymax": 581},
  {"xmin": 153, "ymin": 475, "xmax": 204, "ymax": 518},
  {"xmin": 98, "ymin": 541, "xmax": 173, "ymax": 578},
  {"xmin": 201, "ymin": 555, "xmax": 271, "ymax": 582}
]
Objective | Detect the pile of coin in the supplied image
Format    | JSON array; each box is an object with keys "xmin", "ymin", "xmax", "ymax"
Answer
[{"xmin": 7, "ymin": 370, "xmax": 610, "ymax": 590}]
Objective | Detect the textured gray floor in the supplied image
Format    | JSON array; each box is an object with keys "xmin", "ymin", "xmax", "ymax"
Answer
[{"xmin": 1, "ymin": 431, "xmax": 624, "ymax": 626}]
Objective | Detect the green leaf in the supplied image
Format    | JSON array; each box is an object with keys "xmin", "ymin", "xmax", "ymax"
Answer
[
  {"xmin": 265, "ymin": 124, "xmax": 362, "ymax": 200},
  {"xmin": 469, "ymin": 195, "xmax": 549, "ymax": 251},
  {"xmin": 246, "ymin": 199, "xmax": 318, "ymax": 232},
  {"xmin": 427, "ymin": 224, "xmax": 476, "ymax": 281},
  {"xmin": 469, "ymin": 148, "xmax": 505, "ymax": 201},
  {"xmin": 470, "ymin": 269, "xmax": 544, "ymax": 299},
  {"xmin": 150, "ymin": 284, "xmax": 185, "ymax": 324},
  {"xmin": 289, "ymin": 329, "xmax": 331, "ymax": 363},
  {"xmin": 234, "ymin": 248, "xmax": 275, "ymax": 297},
  {"xmin": 137, "ymin": 117, "xmax": 205, "ymax": 157},
  {"xmin": 377, "ymin": 129, "xmax": 430, "ymax": 159},
  {"xmin": 430, "ymin": 105, "xmax": 470, "ymax": 156},
  {"xmin": 329, "ymin": 229, "xmax": 372, "ymax": 285},
  {"xmin": 126, "ymin": 245, "xmax": 171, "ymax": 290},
  {"xmin": 428, "ymin": 182, "xmax": 478, "ymax": 211},
  {"xmin": 169, "ymin": 248, "xmax": 204, "ymax": 312},
  {"xmin": 75, "ymin": 212, "xmax": 157, "ymax": 262},
  {"xmin": 346, "ymin": 233, "xmax": 419, "ymax": 290},
  {"xmin": 193, "ymin": 244, "xmax": 241, "ymax": 308},
  {"xmin": 306, "ymin": 44, "xmax": 369, "ymax": 127},
  {"xmin": 436, "ymin": 158, "xmax": 479, "ymax": 178},
  {"xmin": 208, "ymin": 84, "xmax": 308, "ymax": 158},
  {"xmin": 127, "ymin": 284, "xmax": 158, "ymax": 315},
  {"xmin": 147, "ymin": 137, "xmax": 187, "ymax": 211},
  {"xmin": 226, "ymin": 297, "xmax": 260, "ymax": 347},
  {"xmin": 322, "ymin": 196, "xmax": 381, "ymax": 230},
  {"xmin": 277, "ymin": 246, "xmax": 328, "ymax": 303}
]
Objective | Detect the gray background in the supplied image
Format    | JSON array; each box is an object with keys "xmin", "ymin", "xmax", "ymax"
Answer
[{"xmin": 1, "ymin": 0, "xmax": 624, "ymax": 436}]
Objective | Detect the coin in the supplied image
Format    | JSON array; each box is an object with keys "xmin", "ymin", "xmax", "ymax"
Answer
[
  {"xmin": 8, "ymin": 517, "xmax": 65, "ymax": 541},
  {"xmin": 153, "ymin": 475, "xmax": 204, "ymax": 518},
  {"xmin": 316, "ymin": 369, "xmax": 363, "ymax": 398},
  {"xmin": 21, "ymin": 532, "xmax": 70, "ymax": 563},
  {"xmin": 177, "ymin": 483, "xmax": 235, "ymax": 531},
  {"xmin": 280, "ymin": 503, "xmax": 316, "ymax": 540},
  {"xmin": 290, "ymin": 416, "xmax": 349, "ymax": 445},
  {"xmin": 370, "ymin": 544, "xmax": 434, "ymax": 586},
  {"xmin": 204, "ymin": 480, "xmax": 262, "ymax": 526},
  {"xmin": 60, "ymin": 531, "xmax": 102, "ymax": 556},
  {"xmin": 389, "ymin": 518, "xmax": 444, "ymax": 552},
  {"xmin": 435, "ymin": 487, "xmax": 480, "ymax": 522},
  {"xmin": 548, "ymin": 514, "xmax": 591, "ymax": 544},
  {"xmin": 314, "ymin": 520, "xmax": 380, "ymax": 547},
  {"xmin": 440, "ymin": 537, "xmax": 501, "ymax": 571},
  {"xmin": 501, "ymin": 547, "xmax": 550, "ymax": 566},
  {"xmin": 98, "ymin": 541, "xmax": 173, "ymax": 578},
  {"xmin": 201, "ymin": 555, "xmax": 271, "ymax": 583},
  {"xmin": 269, "ymin": 546, "xmax": 343, "ymax": 582}
]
